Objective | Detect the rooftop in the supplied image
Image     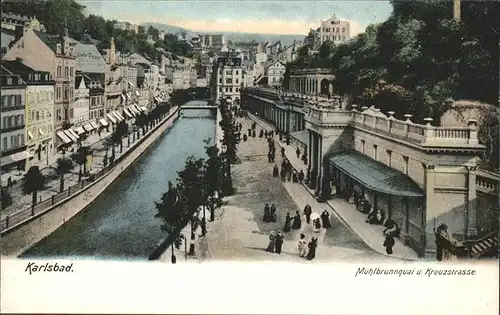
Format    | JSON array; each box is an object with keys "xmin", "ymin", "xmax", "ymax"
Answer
[{"xmin": 74, "ymin": 42, "xmax": 106, "ymax": 73}]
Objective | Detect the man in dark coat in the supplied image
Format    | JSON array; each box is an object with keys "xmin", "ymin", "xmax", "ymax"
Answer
[
  {"xmin": 283, "ymin": 212, "xmax": 291, "ymax": 232},
  {"xmin": 273, "ymin": 164, "xmax": 279, "ymax": 177},
  {"xmin": 304, "ymin": 205, "xmax": 312, "ymax": 224},
  {"xmin": 270, "ymin": 204, "xmax": 277, "ymax": 222},
  {"xmin": 263, "ymin": 204, "xmax": 271, "ymax": 222},
  {"xmin": 296, "ymin": 147, "xmax": 300, "ymax": 158},
  {"xmin": 306, "ymin": 237, "xmax": 317, "ymax": 260},
  {"xmin": 298, "ymin": 170, "xmax": 305, "ymax": 183},
  {"xmin": 281, "ymin": 147, "xmax": 285, "ymax": 157},
  {"xmin": 274, "ymin": 232, "xmax": 284, "ymax": 254},
  {"xmin": 291, "ymin": 211, "xmax": 301, "ymax": 230}
]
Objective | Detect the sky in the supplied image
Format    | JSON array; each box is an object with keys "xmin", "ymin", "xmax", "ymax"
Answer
[{"xmin": 79, "ymin": 0, "xmax": 393, "ymax": 36}]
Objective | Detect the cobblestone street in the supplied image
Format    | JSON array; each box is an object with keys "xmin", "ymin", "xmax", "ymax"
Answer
[{"xmin": 162, "ymin": 117, "xmax": 397, "ymax": 263}]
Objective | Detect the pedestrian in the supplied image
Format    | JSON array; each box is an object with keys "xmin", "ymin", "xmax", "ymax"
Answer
[
  {"xmin": 268, "ymin": 151, "xmax": 273, "ymax": 163},
  {"xmin": 264, "ymin": 131, "xmax": 268, "ymax": 138},
  {"xmin": 304, "ymin": 205, "xmax": 312, "ymax": 224},
  {"xmin": 263, "ymin": 204, "xmax": 271, "ymax": 222},
  {"xmin": 270, "ymin": 204, "xmax": 277, "ymax": 222},
  {"xmin": 266, "ymin": 231, "xmax": 276, "ymax": 253},
  {"xmin": 239, "ymin": 123, "xmax": 242, "ymax": 131},
  {"xmin": 287, "ymin": 168, "xmax": 292, "ymax": 181},
  {"xmin": 292, "ymin": 170, "xmax": 298, "ymax": 183},
  {"xmin": 291, "ymin": 211, "xmax": 301, "ymax": 230},
  {"xmin": 298, "ymin": 170, "xmax": 304, "ymax": 183},
  {"xmin": 320, "ymin": 210, "xmax": 331, "ymax": 229},
  {"xmin": 275, "ymin": 232, "xmax": 284, "ymax": 254},
  {"xmin": 281, "ymin": 147, "xmax": 285, "ymax": 158},
  {"xmin": 298, "ymin": 233, "xmax": 307, "ymax": 257},
  {"xmin": 306, "ymin": 237, "xmax": 318, "ymax": 260},
  {"xmin": 273, "ymin": 164, "xmax": 279, "ymax": 177},
  {"xmin": 259, "ymin": 129, "xmax": 264, "ymax": 138},
  {"xmin": 383, "ymin": 234, "xmax": 395, "ymax": 255},
  {"xmin": 248, "ymin": 128, "xmax": 252, "ymax": 135},
  {"xmin": 312, "ymin": 218, "xmax": 321, "ymax": 232},
  {"xmin": 243, "ymin": 133, "xmax": 248, "ymax": 142},
  {"xmin": 296, "ymin": 147, "xmax": 300, "ymax": 158},
  {"xmin": 280, "ymin": 167, "xmax": 286, "ymax": 181},
  {"xmin": 252, "ymin": 130, "xmax": 256, "ymax": 137},
  {"xmin": 283, "ymin": 212, "xmax": 291, "ymax": 232}
]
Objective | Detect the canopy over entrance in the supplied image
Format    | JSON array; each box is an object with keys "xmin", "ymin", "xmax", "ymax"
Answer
[{"xmin": 328, "ymin": 150, "xmax": 424, "ymax": 197}]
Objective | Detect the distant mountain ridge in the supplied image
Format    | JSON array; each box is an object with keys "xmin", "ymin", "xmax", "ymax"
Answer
[{"xmin": 141, "ymin": 22, "xmax": 304, "ymax": 46}]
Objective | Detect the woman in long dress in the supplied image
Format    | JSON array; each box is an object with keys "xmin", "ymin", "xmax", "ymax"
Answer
[
  {"xmin": 266, "ymin": 231, "xmax": 276, "ymax": 253},
  {"xmin": 273, "ymin": 165, "xmax": 279, "ymax": 177},
  {"xmin": 283, "ymin": 213, "xmax": 291, "ymax": 232},
  {"xmin": 291, "ymin": 211, "xmax": 301, "ymax": 230},
  {"xmin": 263, "ymin": 204, "xmax": 271, "ymax": 222},
  {"xmin": 321, "ymin": 210, "xmax": 331, "ymax": 229},
  {"xmin": 306, "ymin": 237, "xmax": 318, "ymax": 260}
]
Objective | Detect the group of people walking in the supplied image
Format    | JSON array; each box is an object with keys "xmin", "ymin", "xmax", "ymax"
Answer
[{"xmin": 263, "ymin": 203, "xmax": 333, "ymax": 261}]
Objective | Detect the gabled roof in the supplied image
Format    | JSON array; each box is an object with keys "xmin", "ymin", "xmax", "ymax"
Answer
[
  {"xmin": 33, "ymin": 30, "xmax": 79, "ymax": 53},
  {"xmin": 74, "ymin": 42, "xmax": 106, "ymax": 73}
]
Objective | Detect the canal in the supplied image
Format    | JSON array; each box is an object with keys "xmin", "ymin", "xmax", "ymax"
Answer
[{"xmin": 21, "ymin": 102, "xmax": 216, "ymax": 260}]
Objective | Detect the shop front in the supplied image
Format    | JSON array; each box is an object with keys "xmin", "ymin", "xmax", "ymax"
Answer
[{"xmin": 325, "ymin": 150, "xmax": 426, "ymax": 256}]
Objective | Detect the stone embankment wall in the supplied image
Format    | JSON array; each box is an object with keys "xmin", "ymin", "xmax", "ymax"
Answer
[{"xmin": 1, "ymin": 108, "xmax": 180, "ymax": 257}]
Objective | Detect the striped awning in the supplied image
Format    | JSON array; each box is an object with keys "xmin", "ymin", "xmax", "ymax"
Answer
[
  {"xmin": 90, "ymin": 122, "xmax": 100, "ymax": 129},
  {"xmin": 27, "ymin": 130, "xmax": 34, "ymax": 140},
  {"xmin": 133, "ymin": 104, "xmax": 142, "ymax": 112},
  {"xmin": 154, "ymin": 97, "xmax": 161, "ymax": 103},
  {"xmin": 56, "ymin": 131, "xmax": 72, "ymax": 144},
  {"xmin": 38, "ymin": 128, "xmax": 44, "ymax": 136},
  {"xmin": 99, "ymin": 118, "xmax": 109, "ymax": 127},
  {"xmin": 129, "ymin": 105, "xmax": 140, "ymax": 115},
  {"xmin": 83, "ymin": 123, "xmax": 94, "ymax": 131},
  {"xmin": 106, "ymin": 113, "xmax": 117, "ymax": 124},
  {"xmin": 123, "ymin": 108, "xmax": 133, "ymax": 119},
  {"xmin": 113, "ymin": 112, "xmax": 125, "ymax": 121},
  {"xmin": 126, "ymin": 106, "xmax": 137, "ymax": 116},
  {"xmin": 74, "ymin": 126, "xmax": 86, "ymax": 134},
  {"xmin": 63, "ymin": 130, "xmax": 78, "ymax": 142},
  {"xmin": 140, "ymin": 106, "xmax": 148, "ymax": 112},
  {"xmin": 126, "ymin": 93, "xmax": 132, "ymax": 100},
  {"xmin": 120, "ymin": 94, "xmax": 126, "ymax": 102},
  {"xmin": 0, "ymin": 150, "xmax": 30, "ymax": 167}
]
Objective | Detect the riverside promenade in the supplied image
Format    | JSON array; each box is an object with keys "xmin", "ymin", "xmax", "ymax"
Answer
[{"xmin": 159, "ymin": 114, "xmax": 405, "ymax": 263}]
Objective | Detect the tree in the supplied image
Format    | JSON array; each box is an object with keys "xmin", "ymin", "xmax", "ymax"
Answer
[
  {"xmin": 22, "ymin": 166, "xmax": 46, "ymax": 213},
  {"xmin": 218, "ymin": 102, "xmax": 240, "ymax": 195},
  {"xmin": 155, "ymin": 181, "xmax": 185, "ymax": 264},
  {"xmin": 55, "ymin": 157, "xmax": 74, "ymax": 192},
  {"xmin": 176, "ymin": 156, "xmax": 206, "ymax": 255},
  {"xmin": 203, "ymin": 139, "xmax": 224, "ymax": 222},
  {"xmin": 71, "ymin": 146, "xmax": 91, "ymax": 181},
  {"xmin": 0, "ymin": 186, "xmax": 12, "ymax": 210},
  {"xmin": 134, "ymin": 112, "xmax": 147, "ymax": 136},
  {"xmin": 318, "ymin": 41, "xmax": 335, "ymax": 59}
]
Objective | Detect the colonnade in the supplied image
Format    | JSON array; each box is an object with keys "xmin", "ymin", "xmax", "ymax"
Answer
[{"xmin": 289, "ymin": 76, "xmax": 334, "ymax": 95}]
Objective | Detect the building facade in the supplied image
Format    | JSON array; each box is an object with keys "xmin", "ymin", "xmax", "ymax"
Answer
[
  {"xmin": 266, "ymin": 60, "xmax": 286, "ymax": 87},
  {"xmin": 73, "ymin": 75, "xmax": 90, "ymax": 127},
  {"xmin": 0, "ymin": 67, "xmax": 28, "ymax": 172},
  {"xmin": 211, "ymin": 55, "xmax": 243, "ymax": 105},
  {"xmin": 3, "ymin": 61, "xmax": 55, "ymax": 166},
  {"xmin": 319, "ymin": 14, "xmax": 350, "ymax": 45}
]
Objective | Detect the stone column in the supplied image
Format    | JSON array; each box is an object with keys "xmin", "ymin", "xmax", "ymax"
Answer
[
  {"xmin": 466, "ymin": 166, "xmax": 478, "ymax": 237},
  {"xmin": 423, "ymin": 163, "xmax": 436, "ymax": 257},
  {"xmin": 307, "ymin": 130, "xmax": 312, "ymax": 181},
  {"xmin": 317, "ymin": 134, "xmax": 323, "ymax": 192}
]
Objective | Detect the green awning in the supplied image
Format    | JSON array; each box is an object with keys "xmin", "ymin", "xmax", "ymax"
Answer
[
  {"xmin": 290, "ymin": 130, "xmax": 308, "ymax": 145},
  {"xmin": 328, "ymin": 150, "xmax": 424, "ymax": 197}
]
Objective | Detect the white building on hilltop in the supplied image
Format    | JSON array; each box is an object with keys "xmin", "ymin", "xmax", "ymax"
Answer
[{"xmin": 319, "ymin": 14, "xmax": 350, "ymax": 46}]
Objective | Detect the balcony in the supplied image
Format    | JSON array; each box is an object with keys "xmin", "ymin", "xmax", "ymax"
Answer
[
  {"xmin": 476, "ymin": 169, "xmax": 499, "ymax": 195},
  {"xmin": 306, "ymin": 107, "xmax": 352, "ymax": 126},
  {"xmin": 1, "ymin": 124, "xmax": 25, "ymax": 133}
]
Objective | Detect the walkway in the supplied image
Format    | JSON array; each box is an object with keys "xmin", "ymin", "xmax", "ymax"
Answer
[
  {"xmin": 0, "ymin": 112, "xmax": 172, "ymax": 222},
  {"xmin": 248, "ymin": 113, "xmax": 420, "ymax": 261},
  {"xmin": 160, "ymin": 116, "xmax": 398, "ymax": 263}
]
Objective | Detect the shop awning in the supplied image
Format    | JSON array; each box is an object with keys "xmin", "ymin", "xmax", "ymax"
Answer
[
  {"xmin": 74, "ymin": 126, "xmax": 86, "ymax": 134},
  {"xmin": 68, "ymin": 129, "xmax": 80, "ymax": 140},
  {"xmin": 154, "ymin": 97, "xmax": 161, "ymax": 103},
  {"xmin": 27, "ymin": 130, "xmax": 34, "ymax": 140},
  {"xmin": 140, "ymin": 106, "xmax": 148, "ymax": 112},
  {"xmin": 127, "ymin": 106, "xmax": 137, "ymax": 115},
  {"xmin": 120, "ymin": 94, "xmax": 126, "ymax": 102},
  {"xmin": 106, "ymin": 113, "xmax": 117, "ymax": 124},
  {"xmin": 90, "ymin": 122, "xmax": 100, "ymax": 129},
  {"xmin": 56, "ymin": 131, "xmax": 72, "ymax": 144},
  {"xmin": 99, "ymin": 118, "xmax": 109, "ymax": 127},
  {"xmin": 133, "ymin": 104, "xmax": 142, "ymax": 112},
  {"xmin": 123, "ymin": 108, "xmax": 133, "ymax": 119},
  {"xmin": 114, "ymin": 112, "xmax": 125, "ymax": 121},
  {"xmin": 0, "ymin": 150, "xmax": 30, "ymax": 167},
  {"xmin": 38, "ymin": 128, "xmax": 44, "ymax": 136},
  {"xmin": 128, "ymin": 81, "xmax": 135, "ymax": 88},
  {"xmin": 130, "ymin": 105, "xmax": 140, "ymax": 114},
  {"xmin": 126, "ymin": 93, "xmax": 132, "ymax": 100},
  {"xmin": 83, "ymin": 123, "xmax": 94, "ymax": 132},
  {"xmin": 327, "ymin": 150, "xmax": 424, "ymax": 197},
  {"xmin": 135, "ymin": 90, "xmax": 140, "ymax": 97},
  {"xmin": 63, "ymin": 130, "xmax": 78, "ymax": 142},
  {"xmin": 290, "ymin": 130, "xmax": 308, "ymax": 145}
]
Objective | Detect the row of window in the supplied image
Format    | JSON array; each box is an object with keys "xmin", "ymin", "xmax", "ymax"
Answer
[
  {"xmin": 55, "ymin": 85, "xmax": 74, "ymax": 101},
  {"xmin": 219, "ymin": 87, "xmax": 240, "ymax": 93},
  {"xmin": 1, "ymin": 95, "xmax": 23, "ymax": 107},
  {"xmin": 2, "ymin": 134, "xmax": 25, "ymax": 151},
  {"xmin": 27, "ymin": 91, "xmax": 54, "ymax": 103},
  {"xmin": 89, "ymin": 109, "xmax": 104, "ymax": 120},
  {"xmin": 28, "ymin": 109, "xmax": 51, "ymax": 121},
  {"xmin": 219, "ymin": 78, "xmax": 240, "ymax": 85},
  {"xmin": 2, "ymin": 114, "xmax": 24, "ymax": 129},
  {"xmin": 56, "ymin": 65, "xmax": 74, "ymax": 79},
  {"xmin": 323, "ymin": 27, "xmax": 346, "ymax": 33},
  {"xmin": 360, "ymin": 140, "xmax": 410, "ymax": 175},
  {"xmin": 28, "ymin": 124, "xmax": 53, "ymax": 141},
  {"xmin": 90, "ymin": 96, "xmax": 104, "ymax": 106},
  {"xmin": 323, "ymin": 35, "xmax": 346, "ymax": 41},
  {"xmin": 219, "ymin": 69, "xmax": 240, "ymax": 76}
]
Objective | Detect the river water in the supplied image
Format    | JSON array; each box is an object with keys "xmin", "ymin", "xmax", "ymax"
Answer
[{"xmin": 21, "ymin": 103, "xmax": 215, "ymax": 260}]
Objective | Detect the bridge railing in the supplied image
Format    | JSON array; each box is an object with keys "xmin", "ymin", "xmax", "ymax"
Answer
[{"xmin": 0, "ymin": 109, "xmax": 178, "ymax": 235}]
